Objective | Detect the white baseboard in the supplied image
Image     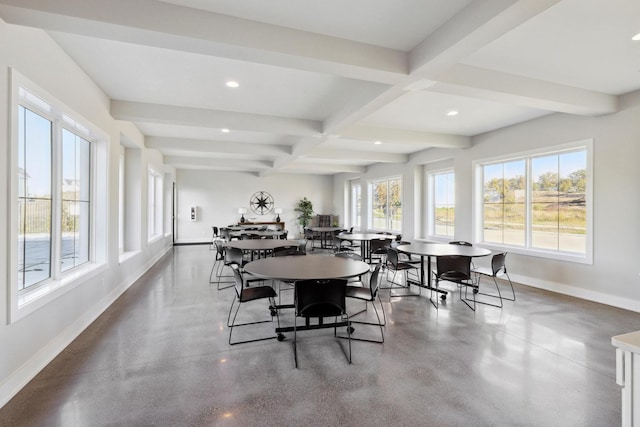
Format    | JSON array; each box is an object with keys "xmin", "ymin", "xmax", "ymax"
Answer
[
  {"xmin": 510, "ymin": 272, "xmax": 640, "ymax": 313},
  {"xmin": 0, "ymin": 246, "xmax": 172, "ymax": 409}
]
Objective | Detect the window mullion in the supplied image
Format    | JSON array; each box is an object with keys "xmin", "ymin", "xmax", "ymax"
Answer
[
  {"xmin": 525, "ymin": 158, "xmax": 532, "ymax": 250},
  {"xmin": 50, "ymin": 122, "xmax": 63, "ymax": 279}
]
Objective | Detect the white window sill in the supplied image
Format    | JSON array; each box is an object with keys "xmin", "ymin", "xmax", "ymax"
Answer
[
  {"xmin": 119, "ymin": 250, "xmax": 140, "ymax": 265},
  {"xmin": 12, "ymin": 262, "xmax": 108, "ymax": 323}
]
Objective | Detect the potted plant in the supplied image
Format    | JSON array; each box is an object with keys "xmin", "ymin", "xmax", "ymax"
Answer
[{"xmin": 294, "ymin": 197, "xmax": 314, "ymax": 230}]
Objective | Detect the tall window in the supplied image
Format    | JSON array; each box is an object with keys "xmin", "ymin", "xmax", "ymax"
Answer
[
  {"xmin": 428, "ymin": 171, "xmax": 455, "ymax": 237},
  {"xmin": 478, "ymin": 143, "xmax": 590, "ymax": 261},
  {"xmin": 17, "ymin": 96, "xmax": 92, "ymax": 290},
  {"xmin": 369, "ymin": 177, "xmax": 402, "ymax": 232},
  {"xmin": 148, "ymin": 169, "xmax": 163, "ymax": 240},
  {"xmin": 350, "ymin": 180, "xmax": 361, "ymax": 229},
  {"xmin": 18, "ymin": 106, "xmax": 52, "ymax": 290}
]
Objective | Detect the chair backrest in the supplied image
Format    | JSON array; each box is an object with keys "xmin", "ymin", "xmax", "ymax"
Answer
[
  {"xmin": 220, "ymin": 228, "xmax": 231, "ymax": 241},
  {"xmin": 214, "ymin": 239, "xmax": 226, "ymax": 260},
  {"xmin": 294, "ymin": 279, "xmax": 347, "ymax": 318},
  {"xmin": 212, "ymin": 226, "xmax": 219, "ymax": 236},
  {"xmin": 385, "ymin": 247, "xmax": 399, "ymax": 267},
  {"xmin": 371, "ymin": 238, "xmax": 390, "ymax": 254},
  {"xmin": 225, "ymin": 247, "xmax": 245, "ymax": 266},
  {"xmin": 273, "ymin": 245, "xmax": 304, "ymax": 257},
  {"xmin": 491, "ymin": 252, "xmax": 508, "ymax": 276},
  {"xmin": 231, "ymin": 264, "xmax": 244, "ymax": 298},
  {"xmin": 436, "ymin": 255, "xmax": 472, "ymax": 278},
  {"xmin": 449, "ymin": 240, "xmax": 472, "ymax": 246},
  {"xmin": 369, "ymin": 263, "xmax": 382, "ymax": 298},
  {"xmin": 304, "ymin": 228, "xmax": 314, "ymax": 239}
]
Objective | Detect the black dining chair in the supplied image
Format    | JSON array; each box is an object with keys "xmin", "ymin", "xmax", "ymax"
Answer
[
  {"xmin": 433, "ymin": 255, "xmax": 477, "ymax": 311},
  {"xmin": 345, "ymin": 264, "xmax": 385, "ymax": 343},
  {"xmin": 472, "ymin": 252, "xmax": 515, "ymax": 307},
  {"xmin": 384, "ymin": 247, "xmax": 420, "ymax": 296},
  {"xmin": 227, "ymin": 264, "xmax": 280, "ymax": 345},
  {"xmin": 293, "ymin": 279, "xmax": 351, "ymax": 368}
]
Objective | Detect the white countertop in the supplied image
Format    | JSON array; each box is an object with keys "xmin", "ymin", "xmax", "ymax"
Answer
[{"xmin": 612, "ymin": 330, "xmax": 640, "ymax": 352}]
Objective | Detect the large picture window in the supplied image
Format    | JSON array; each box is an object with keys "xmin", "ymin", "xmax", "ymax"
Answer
[
  {"xmin": 477, "ymin": 142, "xmax": 591, "ymax": 262},
  {"xmin": 369, "ymin": 177, "xmax": 402, "ymax": 232},
  {"xmin": 428, "ymin": 171, "xmax": 455, "ymax": 237},
  {"xmin": 10, "ymin": 70, "xmax": 107, "ymax": 322},
  {"xmin": 17, "ymin": 102, "xmax": 92, "ymax": 290}
]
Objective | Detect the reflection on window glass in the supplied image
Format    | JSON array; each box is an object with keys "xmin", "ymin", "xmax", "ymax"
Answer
[
  {"xmin": 370, "ymin": 177, "xmax": 402, "ymax": 232},
  {"xmin": 18, "ymin": 106, "xmax": 52, "ymax": 290},
  {"xmin": 61, "ymin": 130, "xmax": 91, "ymax": 272},
  {"xmin": 481, "ymin": 148, "xmax": 586, "ymax": 255},
  {"xmin": 433, "ymin": 172, "xmax": 455, "ymax": 237}
]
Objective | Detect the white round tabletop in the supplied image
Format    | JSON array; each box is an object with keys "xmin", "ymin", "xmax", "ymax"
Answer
[
  {"xmin": 244, "ymin": 255, "xmax": 370, "ymax": 281},
  {"xmin": 396, "ymin": 242, "xmax": 491, "ymax": 258}
]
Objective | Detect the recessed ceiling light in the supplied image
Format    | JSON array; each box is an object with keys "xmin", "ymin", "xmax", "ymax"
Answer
[
  {"xmin": 633, "ymin": 33, "xmax": 640, "ymax": 41},
  {"xmin": 225, "ymin": 81, "xmax": 239, "ymax": 88},
  {"xmin": 221, "ymin": 128, "xmax": 230, "ymax": 133},
  {"xmin": 447, "ymin": 110, "xmax": 459, "ymax": 116},
  {"xmin": 374, "ymin": 140, "xmax": 382, "ymax": 145}
]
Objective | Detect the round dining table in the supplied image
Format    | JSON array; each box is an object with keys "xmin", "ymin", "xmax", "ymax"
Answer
[
  {"xmin": 338, "ymin": 233, "xmax": 395, "ymax": 262},
  {"xmin": 244, "ymin": 254, "xmax": 370, "ymax": 282},
  {"xmin": 396, "ymin": 242, "xmax": 491, "ymax": 293},
  {"xmin": 225, "ymin": 239, "xmax": 299, "ymax": 260},
  {"xmin": 229, "ymin": 229, "xmax": 284, "ymax": 239},
  {"xmin": 244, "ymin": 255, "xmax": 370, "ymax": 336}
]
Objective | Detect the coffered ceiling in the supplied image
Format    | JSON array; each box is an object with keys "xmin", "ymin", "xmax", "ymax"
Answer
[{"xmin": 1, "ymin": 0, "xmax": 638, "ymax": 175}]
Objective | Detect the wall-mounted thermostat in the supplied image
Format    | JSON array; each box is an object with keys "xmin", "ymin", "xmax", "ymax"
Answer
[{"xmin": 190, "ymin": 206, "xmax": 197, "ymax": 221}]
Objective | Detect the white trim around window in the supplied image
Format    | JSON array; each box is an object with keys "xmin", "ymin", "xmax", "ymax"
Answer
[
  {"xmin": 7, "ymin": 68, "xmax": 109, "ymax": 323},
  {"xmin": 472, "ymin": 139, "xmax": 593, "ymax": 264}
]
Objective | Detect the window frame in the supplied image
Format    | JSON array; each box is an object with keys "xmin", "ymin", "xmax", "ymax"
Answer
[
  {"xmin": 473, "ymin": 139, "xmax": 593, "ymax": 264},
  {"xmin": 349, "ymin": 179, "xmax": 361, "ymax": 230},
  {"xmin": 8, "ymin": 69, "xmax": 108, "ymax": 323},
  {"xmin": 368, "ymin": 175, "xmax": 403, "ymax": 233},
  {"xmin": 147, "ymin": 168, "xmax": 163, "ymax": 242},
  {"xmin": 426, "ymin": 168, "xmax": 455, "ymax": 240}
]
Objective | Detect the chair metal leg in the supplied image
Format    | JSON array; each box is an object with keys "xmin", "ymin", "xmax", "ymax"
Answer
[{"xmin": 228, "ymin": 296, "xmax": 280, "ymax": 345}]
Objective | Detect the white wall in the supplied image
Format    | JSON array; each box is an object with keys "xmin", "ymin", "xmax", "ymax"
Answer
[
  {"xmin": 0, "ymin": 21, "xmax": 174, "ymax": 407},
  {"xmin": 176, "ymin": 170, "xmax": 334, "ymax": 242},
  {"xmin": 334, "ymin": 92, "xmax": 640, "ymax": 312}
]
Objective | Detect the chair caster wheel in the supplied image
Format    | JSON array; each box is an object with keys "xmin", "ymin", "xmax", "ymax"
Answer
[
  {"xmin": 277, "ymin": 333, "xmax": 286, "ymax": 341},
  {"xmin": 440, "ymin": 294, "xmax": 447, "ymax": 301},
  {"xmin": 347, "ymin": 326, "xmax": 355, "ymax": 334}
]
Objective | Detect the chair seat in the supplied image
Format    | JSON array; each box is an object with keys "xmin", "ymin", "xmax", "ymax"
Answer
[
  {"xmin": 299, "ymin": 302, "xmax": 344, "ymax": 317},
  {"xmin": 472, "ymin": 266, "xmax": 505, "ymax": 277},
  {"xmin": 240, "ymin": 285, "xmax": 276, "ymax": 303},
  {"xmin": 440, "ymin": 271, "xmax": 472, "ymax": 282},
  {"xmin": 394, "ymin": 261, "xmax": 417, "ymax": 271},
  {"xmin": 346, "ymin": 286, "xmax": 370, "ymax": 300}
]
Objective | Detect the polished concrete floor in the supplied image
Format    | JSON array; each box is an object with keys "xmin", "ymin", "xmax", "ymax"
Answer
[{"xmin": 1, "ymin": 245, "xmax": 638, "ymax": 426}]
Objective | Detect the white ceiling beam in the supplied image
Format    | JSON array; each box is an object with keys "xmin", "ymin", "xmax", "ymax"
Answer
[
  {"xmin": 324, "ymin": 0, "xmax": 561, "ymax": 135},
  {"xmin": 111, "ymin": 100, "xmax": 321, "ymax": 136},
  {"xmin": 0, "ymin": 0, "xmax": 406, "ymax": 85},
  {"xmin": 305, "ymin": 149, "xmax": 408, "ymax": 164},
  {"xmin": 280, "ymin": 162, "xmax": 366, "ymax": 174},
  {"xmin": 145, "ymin": 136, "xmax": 290, "ymax": 156},
  {"xmin": 409, "ymin": 0, "xmax": 561, "ymax": 77},
  {"xmin": 430, "ymin": 64, "xmax": 617, "ymax": 116},
  {"xmin": 341, "ymin": 125, "xmax": 471, "ymax": 149},
  {"xmin": 164, "ymin": 155, "xmax": 271, "ymax": 171}
]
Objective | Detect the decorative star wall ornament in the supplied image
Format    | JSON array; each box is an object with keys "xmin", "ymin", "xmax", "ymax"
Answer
[{"xmin": 250, "ymin": 191, "xmax": 274, "ymax": 215}]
